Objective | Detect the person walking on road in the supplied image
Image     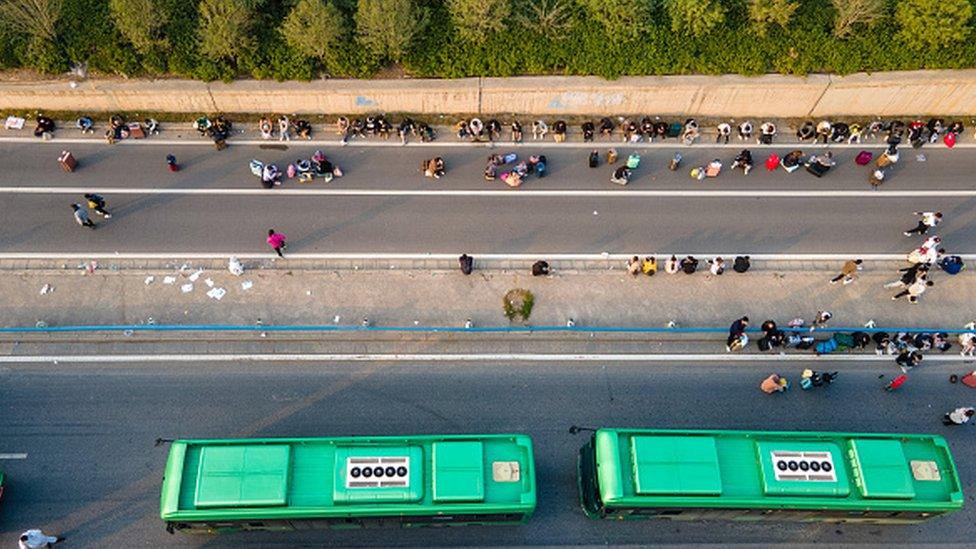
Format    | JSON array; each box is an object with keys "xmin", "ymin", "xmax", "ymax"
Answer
[
  {"xmin": 267, "ymin": 229, "xmax": 287, "ymax": 258},
  {"xmin": 884, "ymin": 263, "xmax": 928, "ymax": 289},
  {"xmin": 904, "ymin": 211, "xmax": 942, "ymax": 236},
  {"xmin": 943, "ymin": 407, "xmax": 974, "ymax": 426},
  {"xmin": 19, "ymin": 529, "xmax": 64, "ymax": 549},
  {"xmin": 84, "ymin": 193, "xmax": 112, "ymax": 218},
  {"xmin": 830, "ymin": 259, "xmax": 862, "ymax": 285},
  {"xmin": 72, "ymin": 203, "xmax": 96, "ymax": 229},
  {"xmin": 893, "ymin": 278, "xmax": 933, "ymax": 304}
]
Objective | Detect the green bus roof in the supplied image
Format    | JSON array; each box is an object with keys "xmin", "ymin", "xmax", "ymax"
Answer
[
  {"xmin": 593, "ymin": 429, "xmax": 963, "ymax": 512},
  {"xmin": 160, "ymin": 434, "xmax": 536, "ymax": 522}
]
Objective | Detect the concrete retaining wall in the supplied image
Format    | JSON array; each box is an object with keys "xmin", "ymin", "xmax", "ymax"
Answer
[{"xmin": 2, "ymin": 70, "xmax": 975, "ymax": 116}]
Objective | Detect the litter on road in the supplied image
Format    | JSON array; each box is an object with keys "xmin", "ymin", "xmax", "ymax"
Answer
[
  {"xmin": 241, "ymin": 280, "xmax": 253, "ymax": 290},
  {"xmin": 144, "ymin": 276, "xmax": 154, "ymax": 285},
  {"xmin": 207, "ymin": 287, "xmax": 226, "ymax": 300},
  {"xmin": 39, "ymin": 284, "xmax": 53, "ymax": 295},
  {"xmin": 162, "ymin": 276, "xmax": 176, "ymax": 285},
  {"xmin": 180, "ymin": 283, "xmax": 193, "ymax": 293}
]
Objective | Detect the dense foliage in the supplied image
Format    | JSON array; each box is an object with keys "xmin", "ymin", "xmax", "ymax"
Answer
[{"xmin": 0, "ymin": 0, "xmax": 973, "ymax": 81}]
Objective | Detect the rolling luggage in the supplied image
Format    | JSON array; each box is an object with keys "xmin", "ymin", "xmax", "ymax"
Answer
[
  {"xmin": 127, "ymin": 122, "xmax": 146, "ymax": 139},
  {"xmin": 855, "ymin": 150, "xmax": 873, "ymax": 165},
  {"xmin": 58, "ymin": 150, "xmax": 77, "ymax": 172}
]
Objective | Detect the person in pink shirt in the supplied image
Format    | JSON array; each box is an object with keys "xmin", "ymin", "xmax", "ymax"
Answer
[{"xmin": 267, "ymin": 229, "xmax": 287, "ymax": 258}]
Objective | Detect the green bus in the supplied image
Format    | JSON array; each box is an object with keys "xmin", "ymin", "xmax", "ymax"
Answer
[
  {"xmin": 160, "ymin": 434, "xmax": 536, "ymax": 533},
  {"xmin": 578, "ymin": 428, "xmax": 963, "ymax": 524}
]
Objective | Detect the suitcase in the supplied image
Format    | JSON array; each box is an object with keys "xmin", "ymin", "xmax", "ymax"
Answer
[
  {"xmin": 58, "ymin": 150, "xmax": 77, "ymax": 172},
  {"xmin": 855, "ymin": 150, "xmax": 872, "ymax": 165},
  {"xmin": 127, "ymin": 122, "xmax": 145, "ymax": 139},
  {"xmin": 806, "ymin": 162, "xmax": 829, "ymax": 177}
]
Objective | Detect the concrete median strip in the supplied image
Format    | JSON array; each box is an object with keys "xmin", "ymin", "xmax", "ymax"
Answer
[{"xmin": 0, "ymin": 353, "xmax": 972, "ymax": 363}]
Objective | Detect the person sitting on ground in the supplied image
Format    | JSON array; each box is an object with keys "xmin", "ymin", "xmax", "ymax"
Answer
[
  {"xmin": 611, "ymin": 165, "xmax": 631, "ymax": 185},
  {"xmin": 680, "ymin": 255, "xmax": 699, "ymax": 274},
  {"xmin": 580, "ymin": 121, "xmax": 595, "ymax": 142},
  {"xmin": 76, "ymin": 116, "xmax": 94, "ymax": 134},
  {"xmin": 682, "ymin": 118, "xmax": 700, "ymax": 145},
  {"xmin": 259, "ymin": 117, "xmax": 274, "ymax": 139},
  {"xmin": 510, "ymin": 120, "xmax": 523, "ymax": 142},
  {"xmin": 664, "ymin": 255, "xmax": 679, "ymax": 274},
  {"xmin": 469, "ymin": 118, "xmax": 485, "ymax": 139},
  {"xmin": 34, "ymin": 115, "xmax": 55, "ymax": 138},
  {"xmin": 796, "ymin": 121, "xmax": 816, "ymax": 141},
  {"xmin": 733, "ymin": 255, "xmax": 751, "ymax": 273},
  {"xmin": 531, "ymin": 260, "xmax": 550, "ymax": 276},
  {"xmin": 641, "ymin": 256, "xmax": 657, "ymax": 276},
  {"xmin": 708, "ymin": 257, "xmax": 725, "ymax": 275},
  {"xmin": 532, "ymin": 120, "xmax": 548, "ymax": 140},
  {"xmin": 599, "ymin": 117, "xmax": 614, "ymax": 138},
  {"xmin": 732, "ymin": 149, "xmax": 754, "ymax": 174},
  {"xmin": 553, "ymin": 120, "xmax": 568, "ymax": 143},
  {"xmin": 959, "ymin": 332, "xmax": 976, "ymax": 356},
  {"xmin": 781, "ymin": 150, "xmax": 804, "ymax": 170},
  {"xmin": 294, "ymin": 119, "xmax": 312, "ymax": 140},
  {"xmin": 716, "ymin": 123, "xmax": 732, "ymax": 144},
  {"xmin": 758, "ymin": 121, "xmax": 776, "ymax": 144},
  {"xmin": 815, "ymin": 120, "xmax": 832, "ymax": 143},
  {"xmin": 627, "ymin": 256, "xmax": 641, "ymax": 276},
  {"xmin": 738, "ymin": 121, "xmax": 753, "ymax": 140}
]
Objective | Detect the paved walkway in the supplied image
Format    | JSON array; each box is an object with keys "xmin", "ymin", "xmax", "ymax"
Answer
[{"xmin": 8, "ymin": 265, "xmax": 972, "ymax": 331}]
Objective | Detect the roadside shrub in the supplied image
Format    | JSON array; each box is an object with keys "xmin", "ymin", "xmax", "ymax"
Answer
[{"xmin": 0, "ymin": 0, "xmax": 974, "ymax": 80}]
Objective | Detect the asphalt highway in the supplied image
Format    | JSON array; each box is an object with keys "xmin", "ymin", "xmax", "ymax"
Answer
[
  {"xmin": 0, "ymin": 142, "xmax": 974, "ymax": 254},
  {"xmin": 1, "ymin": 361, "xmax": 973, "ymax": 547}
]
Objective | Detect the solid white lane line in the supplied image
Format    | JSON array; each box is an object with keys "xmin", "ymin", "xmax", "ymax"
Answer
[
  {"xmin": 1, "ymin": 187, "xmax": 975, "ymax": 198},
  {"xmin": 0, "ymin": 252, "xmax": 972, "ymax": 261},
  {"xmin": 0, "ymin": 353, "xmax": 973, "ymax": 363},
  {"xmin": 0, "ymin": 453, "xmax": 28, "ymax": 459},
  {"xmin": 2, "ymin": 136, "xmax": 976, "ymax": 150}
]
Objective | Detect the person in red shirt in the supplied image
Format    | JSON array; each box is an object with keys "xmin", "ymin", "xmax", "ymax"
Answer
[{"xmin": 267, "ymin": 229, "xmax": 287, "ymax": 258}]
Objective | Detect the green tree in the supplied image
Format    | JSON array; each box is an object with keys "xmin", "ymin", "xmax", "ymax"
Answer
[
  {"xmin": 831, "ymin": 0, "xmax": 886, "ymax": 38},
  {"xmin": 0, "ymin": 0, "xmax": 63, "ymax": 71},
  {"xmin": 447, "ymin": 0, "xmax": 511, "ymax": 43},
  {"xmin": 575, "ymin": 0, "xmax": 650, "ymax": 41},
  {"xmin": 281, "ymin": 0, "xmax": 347, "ymax": 67},
  {"xmin": 896, "ymin": 0, "xmax": 972, "ymax": 50},
  {"xmin": 109, "ymin": 0, "xmax": 169, "ymax": 54},
  {"xmin": 0, "ymin": 0, "xmax": 61, "ymax": 43},
  {"xmin": 197, "ymin": 0, "xmax": 255, "ymax": 62},
  {"xmin": 665, "ymin": 0, "xmax": 725, "ymax": 37},
  {"xmin": 355, "ymin": 0, "xmax": 428, "ymax": 62},
  {"xmin": 748, "ymin": 0, "xmax": 798, "ymax": 37},
  {"xmin": 515, "ymin": 0, "xmax": 575, "ymax": 36}
]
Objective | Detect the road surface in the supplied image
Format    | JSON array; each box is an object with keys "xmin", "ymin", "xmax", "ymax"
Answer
[
  {"xmin": 0, "ymin": 142, "xmax": 973, "ymax": 254},
  {"xmin": 1, "ymin": 360, "xmax": 973, "ymax": 546}
]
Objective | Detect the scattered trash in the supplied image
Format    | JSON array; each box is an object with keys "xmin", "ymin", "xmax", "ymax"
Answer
[
  {"xmin": 35, "ymin": 320, "xmax": 47, "ymax": 328},
  {"xmin": 228, "ymin": 256, "xmax": 245, "ymax": 276},
  {"xmin": 333, "ymin": 315, "xmax": 341, "ymax": 324},
  {"xmin": 916, "ymin": 154, "xmax": 926, "ymax": 162},
  {"xmin": 147, "ymin": 316, "xmax": 156, "ymax": 325},
  {"xmin": 593, "ymin": 211, "xmax": 599, "ymax": 215},
  {"xmin": 241, "ymin": 280, "xmax": 253, "ymax": 291},
  {"xmin": 362, "ymin": 316, "xmax": 370, "ymax": 327},
  {"xmin": 414, "ymin": 320, "xmax": 420, "ymax": 325},
  {"xmin": 666, "ymin": 320, "xmax": 678, "ymax": 328},
  {"xmin": 306, "ymin": 290, "xmax": 312, "ymax": 296},
  {"xmin": 181, "ymin": 283, "xmax": 193, "ymax": 293},
  {"xmin": 205, "ymin": 278, "xmax": 214, "ymax": 288},
  {"xmin": 86, "ymin": 260, "xmax": 98, "ymax": 274},
  {"xmin": 464, "ymin": 318, "xmax": 473, "ymax": 329},
  {"xmin": 864, "ymin": 319, "xmax": 877, "ymax": 328},
  {"xmin": 566, "ymin": 318, "xmax": 576, "ymax": 327},
  {"xmin": 123, "ymin": 329, "xmax": 134, "ymax": 337},
  {"xmin": 188, "ymin": 269, "xmax": 204, "ymax": 282},
  {"xmin": 144, "ymin": 276, "xmax": 155, "ymax": 285},
  {"xmin": 163, "ymin": 276, "xmax": 176, "ymax": 285},
  {"xmin": 207, "ymin": 287, "xmax": 227, "ymax": 300},
  {"xmin": 40, "ymin": 284, "xmax": 53, "ymax": 295}
]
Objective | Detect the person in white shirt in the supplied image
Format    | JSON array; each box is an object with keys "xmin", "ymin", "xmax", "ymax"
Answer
[
  {"xmin": 19, "ymin": 529, "xmax": 64, "ymax": 549},
  {"xmin": 664, "ymin": 255, "xmax": 679, "ymax": 274},
  {"xmin": 709, "ymin": 257, "xmax": 725, "ymax": 275},
  {"xmin": 892, "ymin": 278, "xmax": 933, "ymax": 304},
  {"xmin": 904, "ymin": 211, "xmax": 942, "ymax": 236},
  {"xmin": 943, "ymin": 407, "xmax": 974, "ymax": 426}
]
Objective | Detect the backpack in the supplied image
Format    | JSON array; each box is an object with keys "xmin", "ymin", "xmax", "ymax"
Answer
[
  {"xmin": 459, "ymin": 254, "xmax": 473, "ymax": 275},
  {"xmin": 733, "ymin": 256, "xmax": 750, "ymax": 273}
]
